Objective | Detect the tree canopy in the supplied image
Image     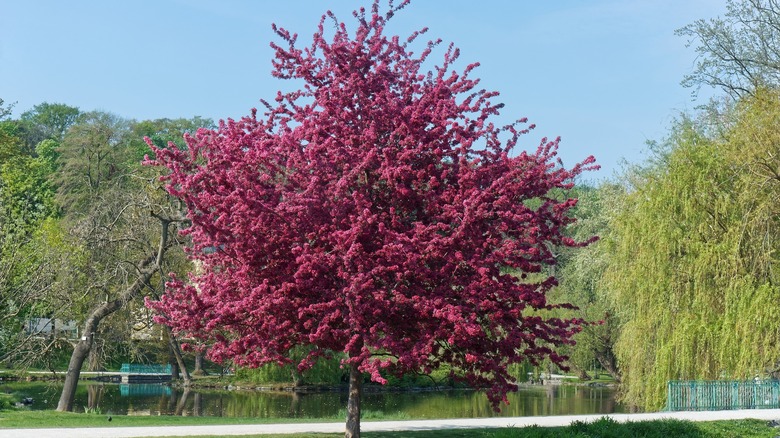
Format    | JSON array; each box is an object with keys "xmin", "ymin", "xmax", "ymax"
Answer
[
  {"xmin": 146, "ymin": 1, "xmax": 596, "ymax": 435},
  {"xmin": 604, "ymin": 90, "xmax": 780, "ymax": 410},
  {"xmin": 0, "ymin": 98, "xmax": 210, "ymax": 409},
  {"xmin": 549, "ymin": 184, "xmax": 622, "ymax": 383}
]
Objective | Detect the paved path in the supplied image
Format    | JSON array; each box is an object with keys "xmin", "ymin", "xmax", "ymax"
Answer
[{"xmin": 4, "ymin": 409, "xmax": 780, "ymax": 437}]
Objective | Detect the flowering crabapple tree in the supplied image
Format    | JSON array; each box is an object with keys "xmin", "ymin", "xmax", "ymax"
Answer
[{"xmin": 146, "ymin": 1, "xmax": 597, "ymax": 436}]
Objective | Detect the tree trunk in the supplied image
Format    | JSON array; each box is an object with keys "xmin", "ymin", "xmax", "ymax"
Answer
[
  {"xmin": 345, "ymin": 363, "xmax": 362, "ymax": 438},
  {"xmin": 595, "ymin": 349, "xmax": 621, "ymax": 383},
  {"xmin": 193, "ymin": 392, "xmax": 202, "ymax": 416},
  {"xmin": 87, "ymin": 383, "xmax": 104, "ymax": 411},
  {"xmin": 169, "ymin": 355, "xmax": 180, "ymax": 381},
  {"xmin": 56, "ymin": 283, "xmax": 148, "ymax": 411},
  {"xmin": 175, "ymin": 387, "xmax": 191, "ymax": 415},
  {"xmin": 573, "ymin": 364, "xmax": 592, "ymax": 381},
  {"xmin": 88, "ymin": 341, "xmax": 102, "ymax": 371},
  {"xmin": 166, "ymin": 325, "xmax": 191, "ymax": 386},
  {"xmin": 56, "ymin": 334, "xmax": 93, "ymax": 412},
  {"xmin": 193, "ymin": 351, "xmax": 206, "ymax": 376}
]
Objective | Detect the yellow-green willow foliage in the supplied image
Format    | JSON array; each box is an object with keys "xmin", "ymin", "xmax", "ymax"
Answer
[{"xmin": 605, "ymin": 90, "xmax": 780, "ymax": 410}]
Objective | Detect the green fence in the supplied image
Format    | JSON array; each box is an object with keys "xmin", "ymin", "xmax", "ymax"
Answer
[
  {"xmin": 120, "ymin": 363, "xmax": 172, "ymax": 375},
  {"xmin": 667, "ymin": 380, "xmax": 780, "ymax": 411}
]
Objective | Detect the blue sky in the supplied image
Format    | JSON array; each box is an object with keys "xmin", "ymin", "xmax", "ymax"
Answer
[{"xmin": 1, "ymin": 0, "xmax": 726, "ymax": 179}]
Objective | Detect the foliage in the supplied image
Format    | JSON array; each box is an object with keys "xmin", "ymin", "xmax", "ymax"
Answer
[
  {"xmin": 46, "ymin": 111, "xmax": 211, "ymax": 410},
  {"xmin": 0, "ymin": 109, "xmax": 64, "ymax": 365},
  {"xmin": 236, "ymin": 350, "xmax": 346, "ymax": 386},
  {"xmin": 0, "ymin": 396, "xmax": 11, "ymax": 411},
  {"xmin": 548, "ymin": 184, "xmax": 622, "ymax": 382},
  {"xmin": 129, "ymin": 117, "xmax": 215, "ymax": 163},
  {"xmin": 0, "ymin": 152, "xmax": 57, "ymax": 230},
  {"xmin": 0, "ymin": 121, "xmax": 25, "ymax": 163},
  {"xmin": 0, "ymin": 98, "xmax": 13, "ymax": 121},
  {"xmin": 0, "ymin": 218, "xmax": 88, "ymax": 369},
  {"xmin": 604, "ymin": 90, "xmax": 780, "ymax": 410},
  {"xmin": 53, "ymin": 111, "xmax": 133, "ymax": 214},
  {"xmin": 0, "ymin": 102, "xmax": 212, "ymax": 406},
  {"xmin": 678, "ymin": 0, "xmax": 780, "ymax": 99},
  {"xmin": 147, "ymin": 2, "xmax": 596, "ymax": 426},
  {"xmin": 0, "ymin": 102, "xmax": 215, "ymax": 408},
  {"xmin": 19, "ymin": 102, "xmax": 80, "ymax": 148}
]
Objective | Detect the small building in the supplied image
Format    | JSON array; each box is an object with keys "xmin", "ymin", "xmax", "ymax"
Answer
[{"xmin": 25, "ymin": 318, "xmax": 78, "ymax": 339}]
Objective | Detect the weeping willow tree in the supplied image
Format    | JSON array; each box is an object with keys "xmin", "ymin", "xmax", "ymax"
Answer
[{"xmin": 605, "ymin": 89, "xmax": 780, "ymax": 410}]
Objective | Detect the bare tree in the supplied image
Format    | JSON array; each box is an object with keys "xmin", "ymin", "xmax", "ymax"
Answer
[{"xmin": 678, "ymin": 0, "xmax": 780, "ymax": 99}]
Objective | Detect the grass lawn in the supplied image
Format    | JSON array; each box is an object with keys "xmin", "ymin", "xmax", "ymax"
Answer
[
  {"xmin": 0, "ymin": 409, "xmax": 342, "ymax": 428},
  {"xmin": 152, "ymin": 418, "xmax": 780, "ymax": 437},
  {"xmin": 1, "ymin": 410, "xmax": 778, "ymax": 437}
]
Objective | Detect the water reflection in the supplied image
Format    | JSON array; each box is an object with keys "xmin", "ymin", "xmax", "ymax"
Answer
[
  {"xmin": 119, "ymin": 384, "xmax": 172, "ymax": 397},
  {"xmin": 2, "ymin": 382, "xmax": 623, "ymax": 418}
]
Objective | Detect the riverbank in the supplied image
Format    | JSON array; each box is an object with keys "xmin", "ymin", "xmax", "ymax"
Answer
[
  {"xmin": 3, "ymin": 409, "xmax": 780, "ymax": 437},
  {"xmin": 0, "ymin": 369, "xmax": 617, "ymax": 392}
]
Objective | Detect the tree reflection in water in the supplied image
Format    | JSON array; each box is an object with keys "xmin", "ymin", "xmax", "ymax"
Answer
[
  {"xmin": 86, "ymin": 384, "xmax": 104, "ymax": 411},
  {"xmin": 2, "ymin": 382, "xmax": 624, "ymax": 418}
]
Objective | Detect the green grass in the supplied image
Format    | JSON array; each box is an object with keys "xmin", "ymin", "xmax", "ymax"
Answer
[
  {"xmin": 159, "ymin": 419, "xmax": 780, "ymax": 438},
  {"xmin": 118, "ymin": 418, "xmax": 780, "ymax": 438},
  {"xmin": 0, "ymin": 410, "xmax": 339, "ymax": 428},
  {"xmin": 0, "ymin": 393, "xmax": 12, "ymax": 410},
  {"xmin": 334, "ymin": 408, "xmax": 411, "ymax": 421},
  {"xmin": 491, "ymin": 417, "xmax": 776, "ymax": 437},
  {"xmin": 1, "ymin": 411, "xmax": 778, "ymax": 437},
  {"xmin": 0, "ymin": 409, "xmax": 415, "ymax": 428}
]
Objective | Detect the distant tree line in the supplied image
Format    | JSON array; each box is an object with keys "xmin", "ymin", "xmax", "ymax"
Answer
[{"xmin": 0, "ymin": 100, "xmax": 214, "ymax": 410}]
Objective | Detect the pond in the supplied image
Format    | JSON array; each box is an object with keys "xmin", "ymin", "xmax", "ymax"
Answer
[{"xmin": 1, "ymin": 382, "xmax": 624, "ymax": 418}]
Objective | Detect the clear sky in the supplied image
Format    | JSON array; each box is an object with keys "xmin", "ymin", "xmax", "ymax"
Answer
[{"xmin": 1, "ymin": 0, "xmax": 727, "ymax": 180}]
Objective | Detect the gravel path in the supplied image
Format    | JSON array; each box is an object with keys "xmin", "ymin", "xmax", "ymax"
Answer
[{"xmin": 5, "ymin": 409, "xmax": 780, "ymax": 437}]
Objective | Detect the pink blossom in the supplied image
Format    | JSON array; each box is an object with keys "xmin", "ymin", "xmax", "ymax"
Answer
[{"xmin": 146, "ymin": 0, "xmax": 597, "ymax": 413}]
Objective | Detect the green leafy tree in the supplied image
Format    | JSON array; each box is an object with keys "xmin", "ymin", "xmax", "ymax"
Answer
[
  {"xmin": 0, "ymin": 105, "xmax": 207, "ymax": 381},
  {"xmin": 552, "ymin": 184, "xmax": 622, "ymax": 382},
  {"xmin": 0, "ymin": 219, "xmax": 86, "ymax": 369},
  {"xmin": 0, "ymin": 150, "xmax": 57, "ymax": 230},
  {"xmin": 52, "ymin": 114, "xmax": 202, "ymax": 412},
  {"xmin": 54, "ymin": 111, "xmax": 133, "ymax": 213},
  {"xmin": 0, "ymin": 120, "xmax": 25, "ymax": 163},
  {"xmin": 20, "ymin": 102, "xmax": 80, "ymax": 148},
  {"xmin": 131, "ymin": 117, "xmax": 214, "ymax": 149},
  {"xmin": 605, "ymin": 90, "xmax": 780, "ymax": 410},
  {"xmin": 0, "ymin": 98, "xmax": 13, "ymax": 120},
  {"xmin": 0, "ymin": 103, "xmax": 65, "ymax": 367}
]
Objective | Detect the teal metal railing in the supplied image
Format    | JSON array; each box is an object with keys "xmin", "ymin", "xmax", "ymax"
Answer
[
  {"xmin": 119, "ymin": 363, "xmax": 172, "ymax": 375},
  {"xmin": 667, "ymin": 380, "xmax": 780, "ymax": 411},
  {"xmin": 119, "ymin": 383, "xmax": 172, "ymax": 396}
]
